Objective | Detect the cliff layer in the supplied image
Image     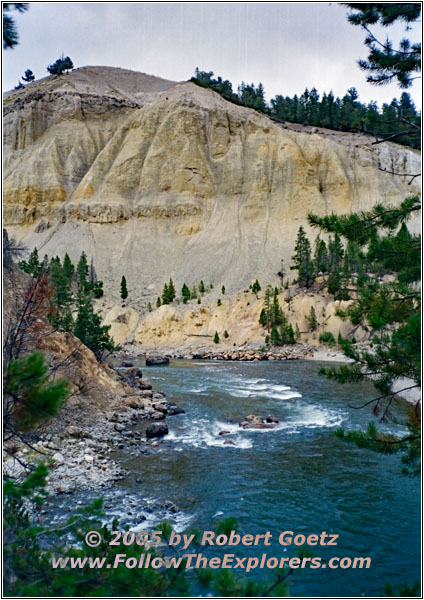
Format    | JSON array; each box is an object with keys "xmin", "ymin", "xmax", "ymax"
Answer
[{"xmin": 4, "ymin": 66, "xmax": 420, "ymax": 310}]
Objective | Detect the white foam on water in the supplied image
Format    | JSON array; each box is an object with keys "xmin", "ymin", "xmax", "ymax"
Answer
[
  {"xmin": 213, "ymin": 510, "xmax": 224, "ymax": 518},
  {"xmin": 166, "ymin": 419, "xmax": 253, "ymax": 449}
]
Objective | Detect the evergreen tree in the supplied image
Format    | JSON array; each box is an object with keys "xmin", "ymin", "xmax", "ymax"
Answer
[
  {"xmin": 62, "ymin": 253, "xmax": 74, "ymax": 282},
  {"xmin": 77, "ymin": 251, "xmax": 89, "ymax": 285},
  {"xmin": 252, "ymin": 279, "xmax": 261, "ymax": 295},
  {"xmin": 120, "ymin": 276, "xmax": 128, "ymax": 301},
  {"xmin": 263, "ymin": 285, "xmax": 273, "ymax": 332},
  {"xmin": 344, "ymin": 3, "xmax": 421, "ymax": 88},
  {"xmin": 156, "ymin": 297, "xmax": 161, "ymax": 308},
  {"xmin": 291, "ymin": 226, "xmax": 315, "ymax": 287},
  {"xmin": 190, "ymin": 285, "xmax": 197, "ymax": 300},
  {"xmin": 147, "ymin": 302, "xmax": 152, "ymax": 312},
  {"xmin": 327, "ymin": 265, "xmax": 342, "ymax": 296},
  {"xmin": 167, "ymin": 278, "xmax": 176, "ymax": 302},
  {"xmin": 259, "ymin": 308, "xmax": 267, "ymax": 327},
  {"xmin": 221, "ymin": 285, "xmax": 226, "ymax": 295},
  {"xmin": 162, "ymin": 283, "xmax": 170, "ymax": 304},
  {"xmin": 199, "ymin": 280, "xmax": 205, "ymax": 293},
  {"xmin": 3, "ymin": 2, "xmax": 29, "ymax": 50},
  {"xmin": 309, "ymin": 196, "xmax": 421, "ymax": 474},
  {"xmin": 308, "ymin": 306, "xmax": 318, "ymax": 331},
  {"xmin": 270, "ymin": 326, "xmax": 280, "ymax": 345},
  {"xmin": 314, "ymin": 237, "xmax": 329, "ymax": 274},
  {"xmin": 272, "ymin": 288, "xmax": 284, "ymax": 326},
  {"xmin": 4, "ymin": 351, "xmax": 69, "ymax": 431},
  {"xmin": 47, "ymin": 54, "xmax": 74, "ymax": 76},
  {"xmin": 21, "ymin": 68, "xmax": 34, "ymax": 82},
  {"xmin": 328, "ymin": 233, "xmax": 344, "ymax": 271},
  {"xmin": 49, "ymin": 258, "xmax": 73, "ymax": 332},
  {"xmin": 19, "ymin": 247, "xmax": 40, "ymax": 277},
  {"xmin": 295, "ymin": 323, "xmax": 301, "ymax": 341},
  {"xmin": 73, "ymin": 284, "xmax": 116, "ymax": 361},
  {"xmin": 213, "ymin": 331, "xmax": 219, "ymax": 344},
  {"xmin": 181, "ymin": 283, "xmax": 190, "ymax": 304}
]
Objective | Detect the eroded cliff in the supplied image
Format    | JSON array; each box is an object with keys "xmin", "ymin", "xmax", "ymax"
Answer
[{"xmin": 4, "ymin": 66, "xmax": 420, "ymax": 314}]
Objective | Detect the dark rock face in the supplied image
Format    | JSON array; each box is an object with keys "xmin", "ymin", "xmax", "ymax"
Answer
[
  {"xmin": 146, "ymin": 353, "xmax": 170, "ymax": 366},
  {"xmin": 145, "ymin": 422, "xmax": 169, "ymax": 438}
]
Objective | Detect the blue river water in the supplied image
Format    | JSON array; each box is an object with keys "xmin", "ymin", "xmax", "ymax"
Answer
[{"xmin": 110, "ymin": 359, "xmax": 421, "ymax": 597}]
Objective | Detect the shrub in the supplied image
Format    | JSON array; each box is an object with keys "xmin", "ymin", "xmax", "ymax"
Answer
[{"xmin": 319, "ymin": 331, "xmax": 336, "ymax": 346}]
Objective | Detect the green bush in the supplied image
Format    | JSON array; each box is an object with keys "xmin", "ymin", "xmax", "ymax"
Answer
[{"xmin": 319, "ymin": 331, "xmax": 336, "ymax": 346}]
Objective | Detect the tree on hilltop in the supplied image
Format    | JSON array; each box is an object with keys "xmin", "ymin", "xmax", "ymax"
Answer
[
  {"xmin": 21, "ymin": 68, "xmax": 34, "ymax": 82},
  {"xmin": 47, "ymin": 54, "xmax": 74, "ymax": 76}
]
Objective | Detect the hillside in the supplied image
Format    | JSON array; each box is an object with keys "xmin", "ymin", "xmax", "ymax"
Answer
[{"xmin": 4, "ymin": 66, "xmax": 420, "ymax": 322}]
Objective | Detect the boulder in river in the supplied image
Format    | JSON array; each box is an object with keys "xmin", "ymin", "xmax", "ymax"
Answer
[
  {"xmin": 146, "ymin": 422, "xmax": 169, "ymax": 438},
  {"xmin": 266, "ymin": 415, "xmax": 279, "ymax": 423},
  {"xmin": 146, "ymin": 353, "xmax": 170, "ymax": 366}
]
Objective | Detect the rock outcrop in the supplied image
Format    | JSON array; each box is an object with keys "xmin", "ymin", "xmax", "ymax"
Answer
[{"xmin": 4, "ymin": 66, "xmax": 420, "ymax": 308}]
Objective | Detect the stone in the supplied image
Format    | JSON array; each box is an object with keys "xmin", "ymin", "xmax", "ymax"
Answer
[
  {"xmin": 266, "ymin": 415, "xmax": 279, "ymax": 423},
  {"xmin": 219, "ymin": 430, "xmax": 231, "ymax": 435},
  {"xmin": 169, "ymin": 406, "xmax": 184, "ymax": 415},
  {"xmin": 145, "ymin": 422, "xmax": 168, "ymax": 438},
  {"xmin": 152, "ymin": 411, "xmax": 166, "ymax": 420},
  {"xmin": 64, "ymin": 425, "xmax": 83, "ymax": 438},
  {"xmin": 52, "ymin": 452, "xmax": 65, "ymax": 464},
  {"xmin": 114, "ymin": 423, "xmax": 126, "ymax": 432},
  {"xmin": 145, "ymin": 353, "xmax": 170, "ymax": 366},
  {"xmin": 84, "ymin": 454, "xmax": 94, "ymax": 463},
  {"xmin": 223, "ymin": 439, "xmax": 236, "ymax": 446}
]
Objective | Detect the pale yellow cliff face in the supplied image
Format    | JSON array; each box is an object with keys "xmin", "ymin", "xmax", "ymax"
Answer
[{"xmin": 4, "ymin": 66, "xmax": 420, "ymax": 314}]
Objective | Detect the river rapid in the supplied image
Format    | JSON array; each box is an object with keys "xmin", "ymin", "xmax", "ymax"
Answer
[{"xmin": 53, "ymin": 359, "xmax": 421, "ymax": 596}]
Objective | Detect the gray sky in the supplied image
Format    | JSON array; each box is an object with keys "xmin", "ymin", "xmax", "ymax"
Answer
[{"xmin": 3, "ymin": 2, "xmax": 422, "ymax": 108}]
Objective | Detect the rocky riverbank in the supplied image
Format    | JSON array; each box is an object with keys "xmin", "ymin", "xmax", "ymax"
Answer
[{"xmin": 3, "ymin": 366, "xmax": 184, "ymax": 494}]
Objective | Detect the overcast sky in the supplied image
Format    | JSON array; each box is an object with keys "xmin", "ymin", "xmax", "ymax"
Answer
[{"xmin": 3, "ymin": 2, "xmax": 422, "ymax": 108}]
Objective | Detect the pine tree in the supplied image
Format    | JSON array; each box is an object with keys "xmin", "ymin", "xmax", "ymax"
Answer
[
  {"xmin": 49, "ymin": 258, "xmax": 73, "ymax": 332},
  {"xmin": 147, "ymin": 302, "xmax": 152, "ymax": 312},
  {"xmin": 270, "ymin": 326, "xmax": 280, "ymax": 345},
  {"xmin": 314, "ymin": 237, "xmax": 329, "ymax": 275},
  {"xmin": 344, "ymin": 3, "xmax": 421, "ymax": 88},
  {"xmin": 26, "ymin": 247, "xmax": 40, "ymax": 277},
  {"xmin": 162, "ymin": 283, "xmax": 169, "ymax": 304},
  {"xmin": 168, "ymin": 278, "xmax": 176, "ymax": 302},
  {"xmin": 213, "ymin": 331, "xmax": 219, "ymax": 344},
  {"xmin": 308, "ymin": 306, "xmax": 318, "ymax": 331},
  {"xmin": 263, "ymin": 285, "xmax": 273, "ymax": 332},
  {"xmin": 21, "ymin": 68, "xmax": 34, "ymax": 82},
  {"xmin": 181, "ymin": 283, "xmax": 190, "ymax": 304},
  {"xmin": 272, "ymin": 288, "xmax": 284, "ymax": 326},
  {"xmin": 309, "ymin": 196, "xmax": 421, "ymax": 474},
  {"xmin": 221, "ymin": 285, "xmax": 226, "ymax": 295},
  {"xmin": 74, "ymin": 284, "xmax": 116, "ymax": 361},
  {"xmin": 120, "ymin": 276, "xmax": 128, "ymax": 301},
  {"xmin": 252, "ymin": 279, "xmax": 261, "ymax": 295},
  {"xmin": 62, "ymin": 253, "xmax": 74, "ymax": 282},
  {"xmin": 4, "ymin": 351, "xmax": 69, "ymax": 431},
  {"xmin": 259, "ymin": 308, "xmax": 267, "ymax": 327},
  {"xmin": 291, "ymin": 226, "xmax": 315, "ymax": 288},
  {"xmin": 199, "ymin": 280, "xmax": 205, "ymax": 293},
  {"xmin": 156, "ymin": 297, "xmax": 161, "ymax": 308},
  {"xmin": 77, "ymin": 252, "xmax": 89, "ymax": 285},
  {"xmin": 327, "ymin": 265, "xmax": 341, "ymax": 296}
]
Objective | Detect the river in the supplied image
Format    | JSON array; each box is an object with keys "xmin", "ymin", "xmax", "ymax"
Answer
[{"xmin": 55, "ymin": 359, "xmax": 421, "ymax": 596}]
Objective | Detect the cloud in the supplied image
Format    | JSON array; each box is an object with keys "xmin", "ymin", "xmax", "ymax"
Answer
[{"xmin": 2, "ymin": 2, "xmax": 421, "ymax": 108}]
